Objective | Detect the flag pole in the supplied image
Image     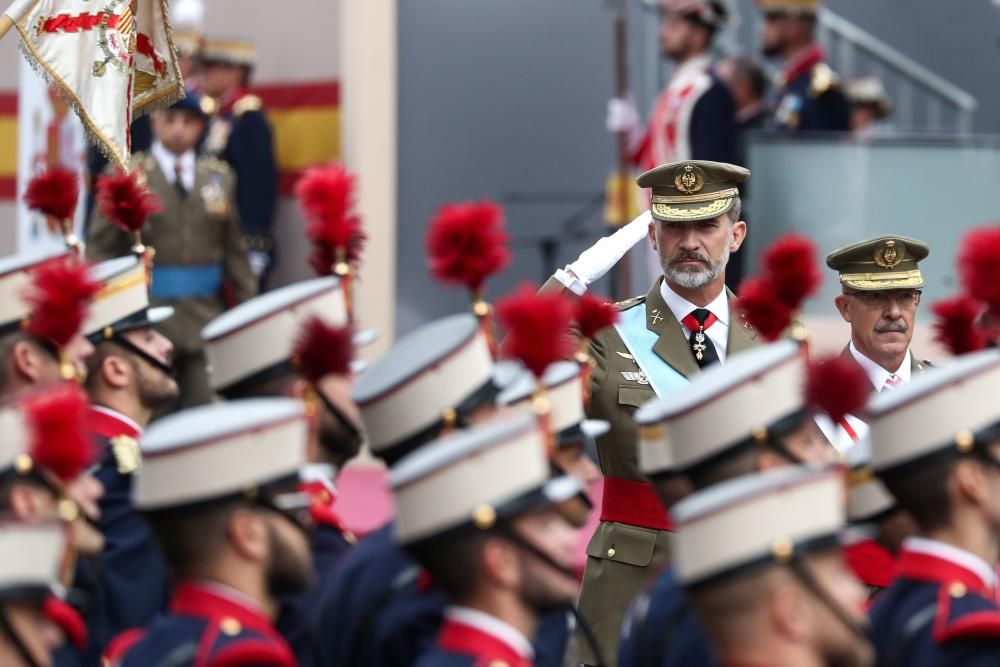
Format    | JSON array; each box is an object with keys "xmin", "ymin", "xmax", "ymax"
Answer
[
  {"xmin": 611, "ymin": 0, "xmax": 631, "ymax": 301},
  {"xmin": 0, "ymin": 0, "xmax": 34, "ymax": 40}
]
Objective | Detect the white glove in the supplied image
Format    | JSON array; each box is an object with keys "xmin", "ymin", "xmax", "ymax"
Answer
[
  {"xmin": 555, "ymin": 210, "xmax": 653, "ymax": 294},
  {"xmin": 606, "ymin": 97, "xmax": 641, "ymax": 135},
  {"xmin": 247, "ymin": 250, "xmax": 270, "ymax": 277}
]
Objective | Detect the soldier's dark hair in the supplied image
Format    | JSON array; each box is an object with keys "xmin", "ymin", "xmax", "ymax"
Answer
[
  {"xmin": 407, "ymin": 530, "xmax": 494, "ymax": 603},
  {"xmin": 220, "ymin": 369, "xmax": 297, "ymax": 401},
  {"xmin": 147, "ymin": 499, "xmax": 244, "ymax": 576},
  {"xmin": 728, "ymin": 56, "xmax": 769, "ymax": 101},
  {"xmin": 83, "ymin": 341, "xmax": 126, "ymax": 394},
  {"xmin": 880, "ymin": 458, "xmax": 956, "ymax": 532}
]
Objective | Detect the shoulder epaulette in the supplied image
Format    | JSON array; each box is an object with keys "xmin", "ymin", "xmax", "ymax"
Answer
[
  {"xmin": 232, "ymin": 94, "xmax": 263, "ymax": 117},
  {"xmin": 810, "ymin": 63, "xmax": 841, "ymax": 97},
  {"xmin": 615, "ymin": 295, "xmax": 646, "ymax": 311}
]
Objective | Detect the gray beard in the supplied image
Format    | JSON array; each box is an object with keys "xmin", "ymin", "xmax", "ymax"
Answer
[{"xmin": 662, "ymin": 243, "xmax": 731, "ymax": 289}]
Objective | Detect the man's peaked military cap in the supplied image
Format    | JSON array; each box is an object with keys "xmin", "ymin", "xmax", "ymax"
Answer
[
  {"xmin": 826, "ymin": 235, "xmax": 929, "ymax": 292},
  {"xmin": 637, "ymin": 160, "xmax": 749, "ymax": 223}
]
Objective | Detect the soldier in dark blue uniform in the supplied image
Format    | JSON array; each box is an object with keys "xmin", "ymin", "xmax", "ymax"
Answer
[
  {"xmin": 309, "ymin": 314, "xmax": 507, "ymax": 667},
  {"xmin": 673, "ymin": 467, "xmax": 872, "ymax": 667},
  {"xmin": 199, "ymin": 39, "xmax": 278, "ymax": 285},
  {"xmin": 616, "ymin": 341, "xmax": 837, "ymax": 667},
  {"xmin": 102, "ymin": 398, "xmax": 314, "ymax": 667},
  {"xmin": 867, "ymin": 350, "xmax": 1000, "ymax": 666},
  {"xmin": 78, "ymin": 256, "xmax": 178, "ymax": 663},
  {"xmin": 200, "ymin": 276, "xmax": 369, "ymax": 663},
  {"xmin": 392, "ymin": 414, "xmax": 583, "ymax": 667},
  {"xmin": 757, "ymin": 0, "xmax": 850, "ymax": 132}
]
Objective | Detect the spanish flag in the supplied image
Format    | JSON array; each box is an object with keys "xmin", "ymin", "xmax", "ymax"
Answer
[
  {"xmin": 0, "ymin": 92, "xmax": 13, "ymax": 199},
  {"xmin": 0, "ymin": 80, "xmax": 340, "ymax": 201}
]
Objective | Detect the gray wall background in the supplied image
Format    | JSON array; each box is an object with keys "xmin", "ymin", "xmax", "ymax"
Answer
[{"xmin": 396, "ymin": 0, "xmax": 1000, "ymax": 336}]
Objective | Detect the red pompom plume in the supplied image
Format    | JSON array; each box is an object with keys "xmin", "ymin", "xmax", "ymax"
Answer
[
  {"xmin": 24, "ymin": 167, "xmax": 79, "ymax": 222},
  {"xmin": 23, "ymin": 382, "xmax": 95, "ymax": 482},
  {"xmin": 292, "ymin": 316, "xmax": 354, "ymax": 383},
  {"xmin": 575, "ymin": 293, "xmax": 619, "ymax": 341},
  {"xmin": 95, "ymin": 169, "xmax": 163, "ymax": 234},
  {"xmin": 958, "ymin": 225, "xmax": 1000, "ymax": 313},
  {"xmin": 426, "ymin": 201, "xmax": 510, "ymax": 295},
  {"xmin": 761, "ymin": 235, "xmax": 822, "ymax": 311},
  {"xmin": 295, "ymin": 162, "xmax": 367, "ymax": 273},
  {"xmin": 23, "ymin": 256, "xmax": 100, "ymax": 349},
  {"xmin": 497, "ymin": 284, "xmax": 575, "ymax": 377},
  {"xmin": 735, "ymin": 276, "xmax": 790, "ymax": 342},
  {"xmin": 931, "ymin": 296, "xmax": 987, "ymax": 356},
  {"xmin": 805, "ymin": 355, "xmax": 872, "ymax": 424}
]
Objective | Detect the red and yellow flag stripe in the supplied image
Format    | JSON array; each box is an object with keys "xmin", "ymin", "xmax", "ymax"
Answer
[
  {"xmin": 0, "ymin": 80, "xmax": 340, "ymax": 200},
  {"xmin": 0, "ymin": 93, "xmax": 16, "ymax": 199}
]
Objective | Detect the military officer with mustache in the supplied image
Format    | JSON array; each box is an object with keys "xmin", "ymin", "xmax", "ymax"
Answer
[{"xmin": 827, "ymin": 235, "xmax": 932, "ymax": 395}]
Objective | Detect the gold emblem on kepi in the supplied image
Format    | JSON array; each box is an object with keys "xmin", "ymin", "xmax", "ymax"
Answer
[
  {"xmin": 110, "ymin": 435, "xmax": 141, "ymax": 474},
  {"xmin": 873, "ymin": 239, "xmax": 904, "ymax": 269},
  {"xmin": 674, "ymin": 164, "xmax": 705, "ymax": 195}
]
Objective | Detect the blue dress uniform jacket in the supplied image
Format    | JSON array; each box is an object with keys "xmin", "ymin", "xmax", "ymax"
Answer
[
  {"xmin": 310, "ymin": 523, "xmax": 573, "ymax": 667},
  {"xmin": 276, "ymin": 482, "xmax": 355, "ymax": 665},
  {"xmin": 771, "ymin": 44, "xmax": 850, "ymax": 133},
  {"xmin": 618, "ymin": 566, "xmax": 715, "ymax": 667},
  {"xmin": 310, "ymin": 522, "xmax": 446, "ymax": 667},
  {"xmin": 414, "ymin": 616, "xmax": 533, "ymax": 667},
  {"xmin": 203, "ymin": 89, "xmax": 278, "ymax": 259},
  {"xmin": 74, "ymin": 407, "xmax": 168, "ymax": 665},
  {"xmin": 105, "ymin": 581, "xmax": 296, "ymax": 667},
  {"xmin": 869, "ymin": 543, "xmax": 1000, "ymax": 666}
]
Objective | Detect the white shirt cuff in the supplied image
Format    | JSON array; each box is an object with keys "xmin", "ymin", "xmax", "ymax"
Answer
[{"xmin": 553, "ymin": 268, "xmax": 587, "ymax": 296}]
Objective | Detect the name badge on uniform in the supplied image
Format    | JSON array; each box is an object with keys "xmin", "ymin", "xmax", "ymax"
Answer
[
  {"xmin": 621, "ymin": 371, "xmax": 650, "ymax": 385},
  {"xmin": 201, "ymin": 175, "xmax": 229, "ymax": 217}
]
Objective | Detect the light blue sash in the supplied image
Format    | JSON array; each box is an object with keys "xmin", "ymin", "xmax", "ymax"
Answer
[{"xmin": 613, "ymin": 303, "xmax": 689, "ymax": 398}]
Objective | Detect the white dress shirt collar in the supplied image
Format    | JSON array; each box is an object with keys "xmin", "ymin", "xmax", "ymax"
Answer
[
  {"xmin": 444, "ymin": 606, "xmax": 534, "ymax": 659},
  {"xmin": 849, "ymin": 342, "xmax": 911, "ymax": 391},
  {"xmin": 151, "ymin": 141, "xmax": 196, "ymax": 191},
  {"xmin": 903, "ymin": 536, "xmax": 997, "ymax": 590},
  {"xmin": 660, "ymin": 281, "xmax": 730, "ymax": 328}
]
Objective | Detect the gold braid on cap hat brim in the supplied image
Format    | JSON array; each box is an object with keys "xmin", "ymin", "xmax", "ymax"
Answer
[
  {"xmin": 839, "ymin": 270, "xmax": 925, "ymax": 290},
  {"xmin": 652, "ymin": 197, "xmax": 734, "ymax": 221}
]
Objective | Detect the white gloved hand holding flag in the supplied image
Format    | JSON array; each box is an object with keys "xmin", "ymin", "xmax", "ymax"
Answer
[{"xmin": 2, "ymin": 0, "xmax": 184, "ymax": 168}]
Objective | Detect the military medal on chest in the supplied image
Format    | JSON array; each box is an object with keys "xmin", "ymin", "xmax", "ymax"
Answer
[{"xmin": 692, "ymin": 327, "xmax": 708, "ymax": 361}]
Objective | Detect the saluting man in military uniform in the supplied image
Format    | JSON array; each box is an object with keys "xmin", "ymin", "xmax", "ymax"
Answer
[
  {"xmin": 87, "ymin": 91, "xmax": 257, "ymax": 409},
  {"xmin": 544, "ymin": 160, "xmax": 758, "ymax": 666},
  {"xmin": 199, "ymin": 38, "xmax": 279, "ymax": 284},
  {"xmin": 757, "ymin": 0, "xmax": 851, "ymax": 132}
]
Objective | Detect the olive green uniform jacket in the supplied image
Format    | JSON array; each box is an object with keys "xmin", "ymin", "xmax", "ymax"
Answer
[
  {"xmin": 543, "ymin": 275, "xmax": 758, "ymax": 667},
  {"xmin": 87, "ymin": 153, "xmax": 257, "ymax": 408}
]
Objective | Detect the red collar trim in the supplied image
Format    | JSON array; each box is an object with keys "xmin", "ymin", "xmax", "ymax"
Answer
[
  {"xmin": 169, "ymin": 581, "xmax": 275, "ymax": 636},
  {"xmin": 300, "ymin": 480, "xmax": 347, "ymax": 532},
  {"xmin": 87, "ymin": 406, "xmax": 141, "ymax": 440},
  {"xmin": 897, "ymin": 549, "xmax": 993, "ymax": 597},
  {"xmin": 783, "ymin": 43, "xmax": 825, "ymax": 83},
  {"xmin": 437, "ymin": 618, "xmax": 532, "ymax": 667}
]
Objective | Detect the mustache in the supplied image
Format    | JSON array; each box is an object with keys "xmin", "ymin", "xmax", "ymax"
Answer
[
  {"xmin": 874, "ymin": 320, "xmax": 908, "ymax": 334},
  {"xmin": 669, "ymin": 251, "xmax": 711, "ymax": 265}
]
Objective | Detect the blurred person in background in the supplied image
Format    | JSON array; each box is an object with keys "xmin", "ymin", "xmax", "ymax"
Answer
[{"xmin": 199, "ymin": 38, "xmax": 278, "ymax": 289}]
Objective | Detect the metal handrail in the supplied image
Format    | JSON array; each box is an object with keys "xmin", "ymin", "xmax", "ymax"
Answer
[{"xmin": 818, "ymin": 7, "xmax": 977, "ymax": 114}]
